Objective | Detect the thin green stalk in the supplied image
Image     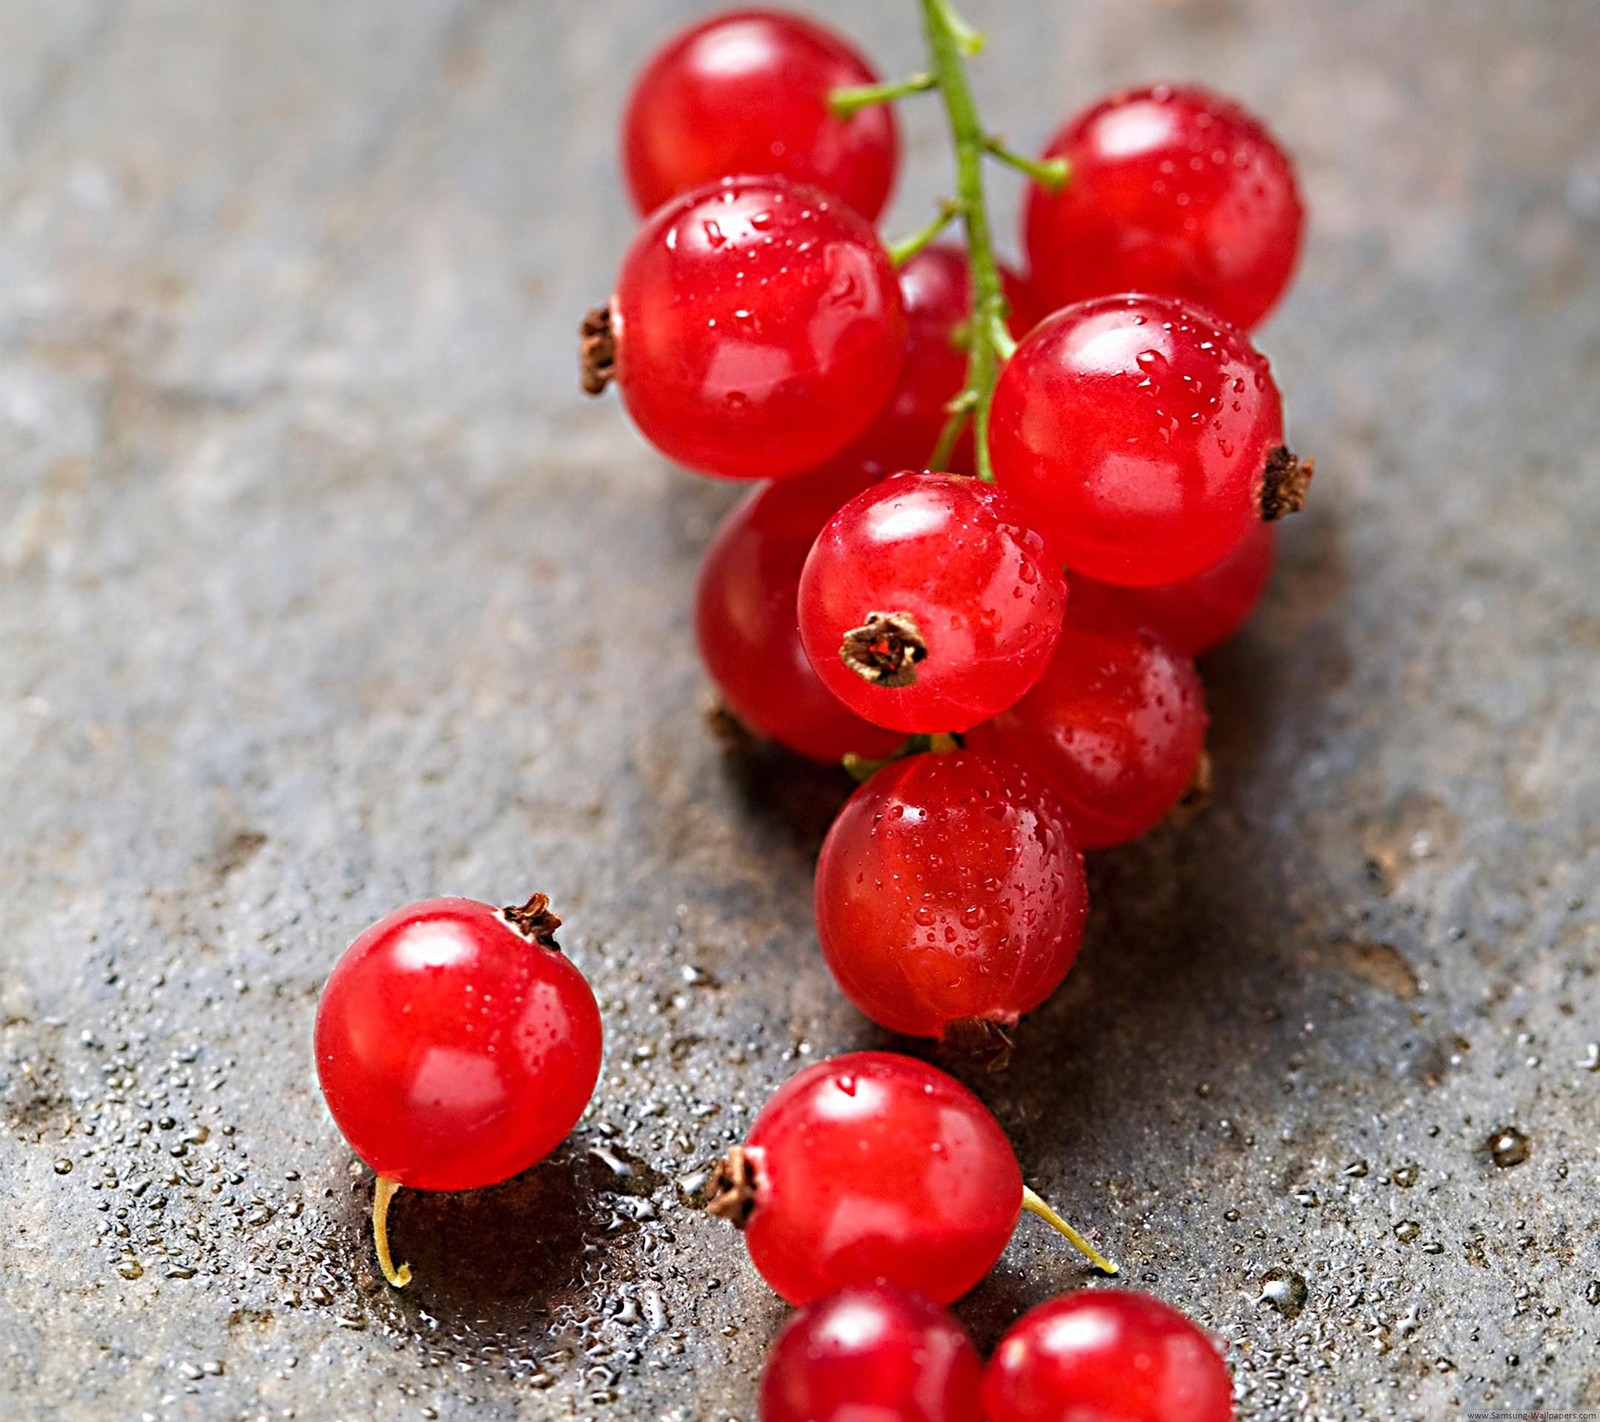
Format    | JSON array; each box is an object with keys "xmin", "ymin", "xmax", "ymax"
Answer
[
  {"xmin": 984, "ymin": 135, "xmax": 1070, "ymax": 191},
  {"xmin": 919, "ymin": 0, "xmax": 1009, "ymax": 482},
  {"xmin": 888, "ymin": 201, "xmax": 961, "ymax": 267},
  {"xmin": 829, "ymin": 71, "xmax": 937, "ymax": 117}
]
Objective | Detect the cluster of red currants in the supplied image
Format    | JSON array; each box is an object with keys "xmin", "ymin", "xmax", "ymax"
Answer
[
  {"xmin": 713, "ymin": 1049, "xmax": 1232, "ymax": 1422},
  {"xmin": 309, "ymin": 6, "xmax": 1310, "ymax": 1417},
  {"xmin": 597, "ymin": 5, "xmax": 1309, "ymax": 1055}
]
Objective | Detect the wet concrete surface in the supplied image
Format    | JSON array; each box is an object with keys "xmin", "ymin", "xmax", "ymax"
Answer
[{"xmin": 2, "ymin": 1, "xmax": 1599, "ymax": 1417}]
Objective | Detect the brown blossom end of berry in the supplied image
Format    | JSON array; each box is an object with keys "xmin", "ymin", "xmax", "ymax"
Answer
[
  {"xmin": 840, "ymin": 611, "xmax": 928, "ymax": 688},
  {"xmin": 1168, "ymin": 747, "xmax": 1214, "ymax": 827},
  {"xmin": 705, "ymin": 697, "xmax": 755, "ymax": 754},
  {"xmin": 579, "ymin": 303, "xmax": 617, "ymax": 396},
  {"xmin": 706, "ymin": 1145, "xmax": 757, "ymax": 1229},
  {"xmin": 502, "ymin": 893, "xmax": 563, "ymax": 951},
  {"xmin": 941, "ymin": 1015, "xmax": 1017, "ymax": 1073},
  {"xmin": 1259, "ymin": 445, "xmax": 1313, "ymax": 521}
]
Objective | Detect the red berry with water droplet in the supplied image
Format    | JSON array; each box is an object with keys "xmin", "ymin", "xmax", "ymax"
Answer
[
  {"xmin": 623, "ymin": 10, "xmax": 899, "ymax": 223},
  {"xmin": 989, "ymin": 292, "xmax": 1305, "ymax": 586},
  {"xmin": 849, "ymin": 243, "xmax": 1039, "ymax": 473},
  {"xmin": 1079, "ymin": 521, "xmax": 1276, "ymax": 657},
  {"xmin": 814, "ymin": 750, "xmax": 1086, "ymax": 1043},
  {"xmin": 798, "ymin": 472, "xmax": 1066, "ymax": 732},
  {"xmin": 967, "ymin": 589, "xmax": 1207, "ymax": 849},
  {"xmin": 760, "ymin": 1284, "xmax": 983, "ymax": 1422},
  {"xmin": 695, "ymin": 462, "xmax": 904, "ymax": 762},
  {"xmin": 708, "ymin": 1050, "xmax": 1115, "ymax": 1305},
  {"xmin": 591, "ymin": 175, "xmax": 906, "ymax": 481},
  {"xmin": 314, "ymin": 895, "xmax": 602, "ymax": 1286},
  {"xmin": 1024, "ymin": 83, "xmax": 1303, "ymax": 331},
  {"xmin": 982, "ymin": 1289, "xmax": 1235, "ymax": 1422}
]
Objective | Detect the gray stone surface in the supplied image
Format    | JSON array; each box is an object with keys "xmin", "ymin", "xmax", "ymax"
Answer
[{"xmin": 2, "ymin": 1, "xmax": 1598, "ymax": 1417}]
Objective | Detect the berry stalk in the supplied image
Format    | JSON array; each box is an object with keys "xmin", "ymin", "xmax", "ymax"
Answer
[{"xmin": 919, "ymin": 0, "xmax": 1016, "ymax": 481}]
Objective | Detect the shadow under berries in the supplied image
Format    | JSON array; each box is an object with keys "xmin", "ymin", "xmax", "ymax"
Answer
[{"xmin": 363, "ymin": 1145, "xmax": 620, "ymax": 1319}]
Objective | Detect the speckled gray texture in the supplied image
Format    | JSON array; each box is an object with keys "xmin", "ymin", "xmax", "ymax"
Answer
[{"xmin": 2, "ymin": 1, "xmax": 1598, "ymax": 1418}]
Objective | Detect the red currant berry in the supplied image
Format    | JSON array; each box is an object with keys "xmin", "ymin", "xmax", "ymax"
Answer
[
  {"xmin": 798, "ymin": 473, "xmax": 1066, "ymax": 733},
  {"xmin": 966, "ymin": 590, "xmax": 1207, "ymax": 849},
  {"xmin": 850, "ymin": 244, "xmax": 1038, "ymax": 474},
  {"xmin": 695, "ymin": 462, "xmax": 904, "ymax": 763},
  {"xmin": 989, "ymin": 293, "xmax": 1306, "ymax": 586},
  {"xmin": 623, "ymin": 10, "xmax": 898, "ymax": 223},
  {"xmin": 1024, "ymin": 84, "xmax": 1303, "ymax": 332},
  {"xmin": 760, "ymin": 1285, "xmax": 983, "ymax": 1422},
  {"xmin": 1081, "ymin": 521, "xmax": 1276, "ymax": 657},
  {"xmin": 709, "ymin": 1051, "xmax": 1114, "ymax": 1305},
  {"xmin": 596, "ymin": 176, "xmax": 906, "ymax": 481},
  {"xmin": 982, "ymin": 1289, "xmax": 1235, "ymax": 1422},
  {"xmin": 314, "ymin": 895, "xmax": 602, "ymax": 1285},
  {"xmin": 814, "ymin": 750, "xmax": 1086, "ymax": 1045}
]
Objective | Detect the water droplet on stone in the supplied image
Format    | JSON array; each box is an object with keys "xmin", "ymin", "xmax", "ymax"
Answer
[
  {"xmin": 1488, "ymin": 1127, "xmax": 1530, "ymax": 1167},
  {"xmin": 1257, "ymin": 1268, "xmax": 1308, "ymax": 1318}
]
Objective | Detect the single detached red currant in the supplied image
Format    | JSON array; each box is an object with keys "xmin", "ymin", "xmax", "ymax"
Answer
[
  {"xmin": 709, "ymin": 1051, "xmax": 1114, "ymax": 1306},
  {"xmin": 966, "ymin": 589, "xmax": 1207, "ymax": 849},
  {"xmin": 1025, "ymin": 83, "xmax": 1304, "ymax": 332},
  {"xmin": 814, "ymin": 750, "xmax": 1086, "ymax": 1048},
  {"xmin": 982, "ymin": 1289, "xmax": 1235, "ymax": 1422},
  {"xmin": 849, "ymin": 243, "xmax": 1038, "ymax": 474},
  {"xmin": 623, "ymin": 9, "xmax": 899, "ymax": 223},
  {"xmin": 760, "ymin": 1284, "xmax": 983, "ymax": 1422},
  {"xmin": 587, "ymin": 176, "xmax": 906, "ymax": 482},
  {"xmin": 314, "ymin": 894, "xmax": 602, "ymax": 1286},
  {"xmin": 1081, "ymin": 521, "xmax": 1276, "ymax": 657},
  {"xmin": 798, "ymin": 472, "xmax": 1066, "ymax": 733},
  {"xmin": 695, "ymin": 462, "xmax": 904, "ymax": 763},
  {"xmin": 989, "ymin": 292, "xmax": 1308, "ymax": 586}
]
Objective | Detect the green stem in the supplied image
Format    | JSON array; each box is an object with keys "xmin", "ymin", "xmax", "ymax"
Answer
[
  {"xmin": 984, "ymin": 136, "xmax": 1070, "ymax": 191},
  {"xmin": 888, "ymin": 201, "xmax": 961, "ymax": 267},
  {"xmin": 830, "ymin": 71, "xmax": 937, "ymax": 117},
  {"xmin": 1021, "ymin": 1186, "xmax": 1119, "ymax": 1275},
  {"xmin": 919, "ymin": 0, "xmax": 1008, "ymax": 482},
  {"xmin": 372, "ymin": 1176, "xmax": 412, "ymax": 1288}
]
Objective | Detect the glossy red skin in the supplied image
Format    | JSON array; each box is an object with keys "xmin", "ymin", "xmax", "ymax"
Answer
[
  {"xmin": 614, "ymin": 176, "xmax": 906, "ymax": 481},
  {"xmin": 313, "ymin": 898, "xmax": 603, "ymax": 1192},
  {"xmin": 989, "ymin": 293, "xmax": 1284, "ymax": 586},
  {"xmin": 798, "ymin": 473, "xmax": 1067, "ymax": 732},
  {"xmin": 981, "ymin": 1290, "xmax": 1235, "ymax": 1422},
  {"xmin": 761, "ymin": 1284, "xmax": 984, "ymax": 1422},
  {"xmin": 694, "ymin": 463, "xmax": 904, "ymax": 763},
  {"xmin": 741, "ymin": 1051, "xmax": 1023, "ymax": 1305},
  {"xmin": 815, "ymin": 751, "xmax": 1087, "ymax": 1040},
  {"xmin": 850, "ymin": 244, "xmax": 1039, "ymax": 474},
  {"xmin": 967, "ymin": 590, "xmax": 1207, "ymax": 849},
  {"xmin": 623, "ymin": 9, "xmax": 897, "ymax": 222},
  {"xmin": 1025, "ymin": 84, "xmax": 1303, "ymax": 332},
  {"xmin": 1082, "ymin": 521, "xmax": 1276, "ymax": 657}
]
